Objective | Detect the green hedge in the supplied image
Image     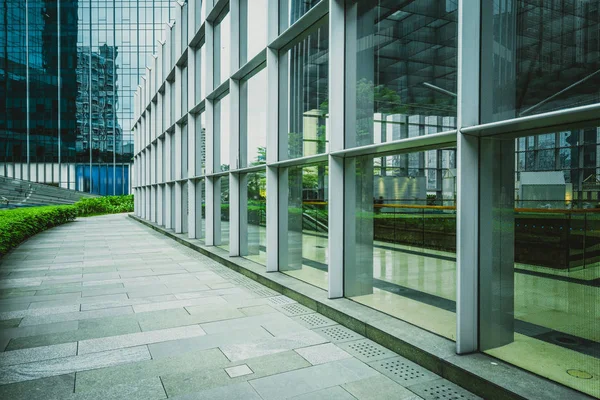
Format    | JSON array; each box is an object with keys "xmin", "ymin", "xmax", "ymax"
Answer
[
  {"xmin": 0, "ymin": 195, "xmax": 135, "ymax": 258},
  {"xmin": 0, "ymin": 206, "xmax": 77, "ymax": 257},
  {"xmin": 73, "ymin": 195, "xmax": 134, "ymax": 216}
]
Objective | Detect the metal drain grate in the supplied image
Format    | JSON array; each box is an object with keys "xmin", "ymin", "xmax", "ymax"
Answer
[
  {"xmin": 295, "ymin": 313, "xmax": 335, "ymax": 328},
  {"xmin": 340, "ymin": 339, "xmax": 396, "ymax": 362},
  {"xmin": 420, "ymin": 383, "xmax": 472, "ymax": 400},
  {"xmin": 253, "ymin": 288, "xmax": 278, "ymax": 297},
  {"xmin": 279, "ymin": 303, "xmax": 313, "ymax": 316},
  {"xmin": 315, "ymin": 325, "xmax": 362, "ymax": 343},
  {"xmin": 268, "ymin": 296, "xmax": 296, "ymax": 306},
  {"xmin": 371, "ymin": 357, "xmax": 435, "ymax": 385}
]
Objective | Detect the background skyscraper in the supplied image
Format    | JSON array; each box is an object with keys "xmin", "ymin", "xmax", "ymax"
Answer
[{"xmin": 0, "ymin": 0, "xmax": 177, "ymax": 194}]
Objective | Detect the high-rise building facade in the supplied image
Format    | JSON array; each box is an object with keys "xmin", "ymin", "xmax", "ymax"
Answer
[
  {"xmin": 133, "ymin": 0, "xmax": 600, "ymax": 397},
  {"xmin": 0, "ymin": 0, "xmax": 176, "ymax": 194}
]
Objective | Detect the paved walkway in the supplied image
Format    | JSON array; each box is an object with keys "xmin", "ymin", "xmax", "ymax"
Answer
[{"xmin": 0, "ymin": 214, "xmax": 479, "ymax": 400}]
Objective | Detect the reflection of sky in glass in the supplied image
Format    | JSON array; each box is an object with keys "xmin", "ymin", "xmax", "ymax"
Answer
[
  {"xmin": 218, "ymin": 95, "xmax": 230, "ymax": 171},
  {"xmin": 245, "ymin": 69, "xmax": 268, "ymax": 165}
]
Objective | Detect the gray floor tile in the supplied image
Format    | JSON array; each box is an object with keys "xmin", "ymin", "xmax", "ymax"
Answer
[
  {"xmin": 295, "ymin": 343, "xmax": 352, "ymax": 365},
  {"xmin": 170, "ymin": 382, "xmax": 262, "ymax": 400},
  {"xmin": 368, "ymin": 356, "xmax": 438, "ymax": 387},
  {"xmin": 0, "ymin": 304, "xmax": 80, "ymax": 320},
  {"xmin": 407, "ymin": 378, "xmax": 482, "ymax": 400},
  {"xmin": 0, "ymin": 373, "xmax": 75, "ymax": 400},
  {"xmin": 78, "ymin": 324, "xmax": 206, "ymax": 354},
  {"xmin": 18, "ymin": 306, "xmax": 133, "ymax": 327},
  {"xmin": 338, "ymin": 339, "xmax": 398, "ymax": 363},
  {"xmin": 0, "ymin": 345, "xmax": 151, "ymax": 385},
  {"xmin": 289, "ymin": 386, "xmax": 356, "ymax": 400},
  {"xmin": 0, "ymin": 342, "xmax": 77, "ymax": 366},
  {"xmin": 249, "ymin": 358, "xmax": 379, "ymax": 400},
  {"xmin": 342, "ymin": 375, "xmax": 418, "ymax": 400}
]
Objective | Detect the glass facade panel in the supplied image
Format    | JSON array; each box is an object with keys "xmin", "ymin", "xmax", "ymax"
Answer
[
  {"xmin": 281, "ymin": 162, "xmax": 329, "ymax": 290},
  {"xmin": 240, "ymin": 0, "xmax": 267, "ymax": 65},
  {"xmin": 240, "ymin": 68, "xmax": 267, "ymax": 168},
  {"xmin": 480, "ymin": 126, "xmax": 600, "ymax": 397},
  {"xmin": 279, "ymin": 0, "xmax": 322, "ymax": 33},
  {"xmin": 241, "ymin": 170, "xmax": 267, "ymax": 265},
  {"xmin": 482, "ymin": 1, "xmax": 600, "ymax": 122},
  {"xmin": 346, "ymin": 0, "xmax": 458, "ymax": 148},
  {"xmin": 215, "ymin": 94, "xmax": 230, "ymax": 172},
  {"xmin": 345, "ymin": 149, "xmax": 457, "ymax": 339},
  {"xmin": 194, "ymin": 112, "xmax": 206, "ymax": 176},
  {"xmin": 217, "ymin": 176, "xmax": 230, "ymax": 250},
  {"xmin": 280, "ymin": 23, "xmax": 328, "ymax": 160},
  {"xmin": 196, "ymin": 178, "xmax": 206, "ymax": 244},
  {"xmin": 214, "ymin": 12, "xmax": 230, "ymax": 88}
]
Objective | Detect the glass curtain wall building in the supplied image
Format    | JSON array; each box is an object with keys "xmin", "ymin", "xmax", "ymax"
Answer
[
  {"xmin": 133, "ymin": 0, "xmax": 600, "ymax": 397},
  {"xmin": 0, "ymin": 0, "xmax": 176, "ymax": 194}
]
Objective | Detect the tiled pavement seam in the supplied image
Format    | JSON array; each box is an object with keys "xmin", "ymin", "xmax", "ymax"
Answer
[{"xmin": 0, "ymin": 214, "xmax": 480, "ymax": 399}]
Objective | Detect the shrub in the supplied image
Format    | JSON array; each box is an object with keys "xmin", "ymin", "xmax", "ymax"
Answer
[
  {"xmin": 0, "ymin": 205, "xmax": 77, "ymax": 257},
  {"xmin": 74, "ymin": 195, "xmax": 134, "ymax": 216}
]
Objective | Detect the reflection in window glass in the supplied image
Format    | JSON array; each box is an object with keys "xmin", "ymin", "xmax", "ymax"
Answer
[
  {"xmin": 481, "ymin": 127, "xmax": 600, "ymax": 398},
  {"xmin": 194, "ymin": 112, "xmax": 206, "ymax": 176},
  {"xmin": 346, "ymin": 0, "xmax": 458, "ymax": 148},
  {"xmin": 345, "ymin": 149, "xmax": 457, "ymax": 339},
  {"xmin": 215, "ymin": 95, "xmax": 230, "ymax": 172},
  {"xmin": 195, "ymin": 178, "xmax": 206, "ymax": 244},
  {"xmin": 214, "ymin": 12, "xmax": 230, "ymax": 88},
  {"xmin": 241, "ymin": 171, "xmax": 267, "ymax": 265},
  {"xmin": 483, "ymin": 1, "xmax": 600, "ymax": 122},
  {"xmin": 241, "ymin": 68, "xmax": 267, "ymax": 167},
  {"xmin": 279, "ymin": 0, "xmax": 322, "ymax": 32},
  {"xmin": 216, "ymin": 176, "xmax": 230, "ymax": 250},
  {"xmin": 281, "ymin": 162, "xmax": 328, "ymax": 290},
  {"xmin": 281, "ymin": 23, "xmax": 328, "ymax": 159},
  {"xmin": 194, "ymin": 46, "xmax": 205, "ymax": 104},
  {"xmin": 240, "ymin": 0, "xmax": 267, "ymax": 65}
]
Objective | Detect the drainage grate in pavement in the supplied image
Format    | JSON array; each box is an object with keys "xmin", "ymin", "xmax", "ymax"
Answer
[
  {"xmin": 315, "ymin": 325, "xmax": 362, "ymax": 343},
  {"xmin": 295, "ymin": 313, "xmax": 336, "ymax": 328},
  {"xmin": 278, "ymin": 303, "xmax": 313, "ymax": 316},
  {"xmin": 252, "ymin": 288, "xmax": 278, "ymax": 297},
  {"xmin": 268, "ymin": 296, "xmax": 296, "ymax": 306},
  {"xmin": 340, "ymin": 339, "xmax": 397, "ymax": 362},
  {"xmin": 370, "ymin": 357, "xmax": 436, "ymax": 386},
  {"xmin": 410, "ymin": 379, "xmax": 481, "ymax": 400}
]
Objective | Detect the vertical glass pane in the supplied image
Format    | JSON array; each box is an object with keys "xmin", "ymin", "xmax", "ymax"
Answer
[
  {"xmin": 194, "ymin": 112, "xmax": 206, "ymax": 176},
  {"xmin": 281, "ymin": 162, "xmax": 329, "ymax": 290},
  {"xmin": 217, "ymin": 176, "xmax": 230, "ymax": 250},
  {"xmin": 240, "ymin": 0, "xmax": 267, "ymax": 65},
  {"xmin": 346, "ymin": 0, "xmax": 458, "ymax": 148},
  {"xmin": 482, "ymin": 1, "xmax": 600, "ymax": 122},
  {"xmin": 279, "ymin": 0, "xmax": 322, "ymax": 32},
  {"xmin": 241, "ymin": 68, "xmax": 267, "ymax": 168},
  {"xmin": 481, "ymin": 127, "xmax": 600, "ymax": 398},
  {"xmin": 241, "ymin": 170, "xmax": 267, "ymax": 265},
  {"xmin": 181, "ymin": 64, "xmax": 188, "ymax": 114},
  {"xmin": 215, "ymin": 95, "xmax": 230, "ymax": 172},
  {"xmin": 281, "ymin": 23, "xmax": 329, "ymax": 159},
  {"xmin": 214, "ymin": 13, "xmax": 230, "ymax": 88},
  {"xmin": 345, "ymin": 149, "xmax": 457, "ymax": 339}
]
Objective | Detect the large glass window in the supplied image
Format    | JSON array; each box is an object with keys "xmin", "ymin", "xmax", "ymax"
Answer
[
  {"xmin": 482, "ymin": 1, "xmax": 600, "ymax": 122},
  {"xmin": 214, "ymin": 11, "xmax": 230, "ymax": 88},
  {"xmin": 280, "ymin": 22, "xmax": 329, "ymax": 160},
  {"xmin": 345, "ymin": 0, "xmax": 458, "ymax": 148},
  {"xmin": 281, "ymin": 162, "xmax": 329, "ymax": 290},
  {"xmin": 194, "ymin": 178, "xmax": 206, "ymax": 244},
  {"xmin": 480, "ymin": 127, "xmax": 600, "ymax": 398},
  {"xmin": 345, "ymin": 149, "xmax": 457, "ymax": 339},
  {"xmin": 241, "ymin": 170, "xmax": 267, "ymax": 265},
  {"xmin": 240, "ymin": 0, "xmax": 267, "ymax": 65},
  {"xmin": 216, "ymin": 176, "xmax": 230, "ymax": 250},
  {"xmin": 240, "ymin": 68, "xmax": 267, "ymax": 168},
  {"xmin": 194, "ymin": 45, "xmax": 206, "ymax": 104},
  {"xmin": 194, "ymin": 111, "xmax": 206, "ymax": 176},
  {"xmin": 215, "ymin": 94, "xmax": 230, "ymax": 172},
  {"xmin": 279, "ymin": 0, "xmax": 322, "ymax": 32}
]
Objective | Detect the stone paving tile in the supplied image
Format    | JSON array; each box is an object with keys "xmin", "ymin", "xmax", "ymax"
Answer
[
  {"xmin": 0, "ymin": 214, "xmax": 479, "ymax": 400},
  {"xmin": 249, "ymin": 358, "xmax": 379, "ymax": 400},
  {"xmin": 78, "ymin": 325, "xmax": 206, "ymax": 354},
  {"xmin": 18, "ymin": 305, "xmax": 134, "ymax": 327},
  {"xmin": 0, "ymin": 345, "xmax": 151, "ymax": 385},
  {"xmin": 0, "ymin": 342, "xmax": 77, "ymax": 366}
]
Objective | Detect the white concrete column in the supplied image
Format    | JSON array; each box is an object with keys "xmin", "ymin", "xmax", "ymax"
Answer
[
  {"xmin": 165, "ymin": 184, "xmax": 173, "ymax": 230},
  {"xmin": 175, "ymin": 182, "xmax": 183, "ymax": 233},
  {"xmin": 157, "ymin": 184, "xmax": 164, "ymax": 226}
]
